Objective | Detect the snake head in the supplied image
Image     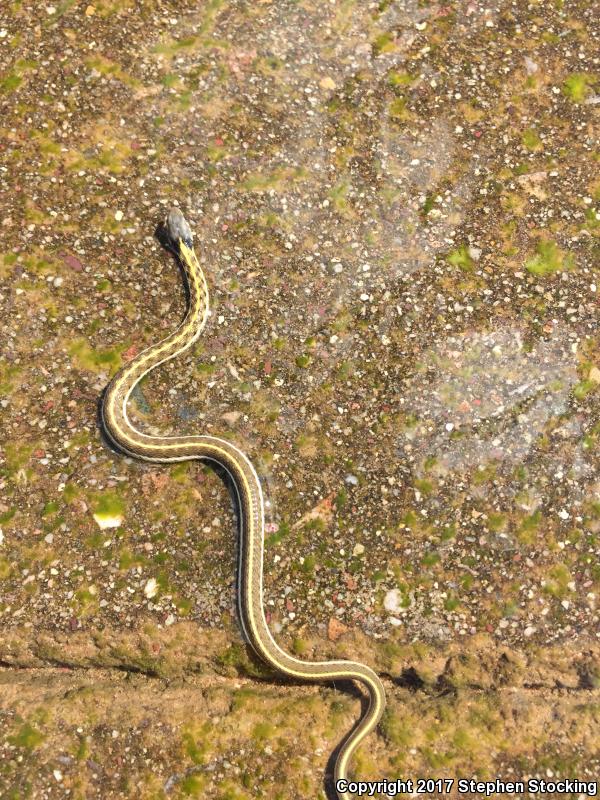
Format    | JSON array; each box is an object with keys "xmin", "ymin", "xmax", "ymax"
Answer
[{"xmin": 165, "ymin": 207, "xmax": 194, "ymax": 251}]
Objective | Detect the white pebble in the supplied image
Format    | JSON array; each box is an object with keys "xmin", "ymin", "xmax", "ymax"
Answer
[{"xmin": 384, "ymin": 589, "xmax": 402, "ymax": 613}]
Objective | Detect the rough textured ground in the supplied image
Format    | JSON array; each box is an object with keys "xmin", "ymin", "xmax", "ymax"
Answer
[{"xmin": 0, "ymin": 0, "xmax": 598, "ymax": 798}]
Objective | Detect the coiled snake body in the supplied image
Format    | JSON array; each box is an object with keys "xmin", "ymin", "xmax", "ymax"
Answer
[{"xmin": 101, "ymin": 208, "xmax": 385, "ymax": 799}]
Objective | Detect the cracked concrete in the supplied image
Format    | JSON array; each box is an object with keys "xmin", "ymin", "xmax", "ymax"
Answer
[{"xmin": 1, "ymin": 0, "xmax": 598, "ymax": 797}]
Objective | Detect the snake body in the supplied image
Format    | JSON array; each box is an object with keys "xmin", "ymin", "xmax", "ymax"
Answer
[{"xmin": 101, "ymin": 208, "xmax": 385, "ymax": 799}]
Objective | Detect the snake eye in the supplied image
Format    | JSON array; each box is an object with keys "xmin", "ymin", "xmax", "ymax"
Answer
[{"xmin": 166, "ymin": 207, "xmax": 194, "ymax": 249}]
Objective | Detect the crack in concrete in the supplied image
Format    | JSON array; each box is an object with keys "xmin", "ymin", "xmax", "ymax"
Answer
[{"xmin": 1, "ymin": 662, "xmax": 599, "ymax": 695}]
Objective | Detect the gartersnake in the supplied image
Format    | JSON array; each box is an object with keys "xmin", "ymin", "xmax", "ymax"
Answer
[{"xmin": 101, "ymin": 208, "xmax": 385, "ymax": 799}]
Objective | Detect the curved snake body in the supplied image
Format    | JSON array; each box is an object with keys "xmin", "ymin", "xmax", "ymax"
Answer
[{"xmin": 101, "ymin": 208, "xmax": 385, "ymax": 799}]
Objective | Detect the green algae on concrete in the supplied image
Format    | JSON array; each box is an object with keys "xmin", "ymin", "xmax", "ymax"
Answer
[
  {"xmin": 1, "ymin": 0, "xmax": 599, "ymax": 795},
  {"xmin": 525, "ymin": 238, "xmax": 575, "ymax": 276}
]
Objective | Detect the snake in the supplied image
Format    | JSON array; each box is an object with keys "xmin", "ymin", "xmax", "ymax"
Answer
[{"xmin": 101, "ymin": 208, "xmax": 386, "ymax": 799}]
